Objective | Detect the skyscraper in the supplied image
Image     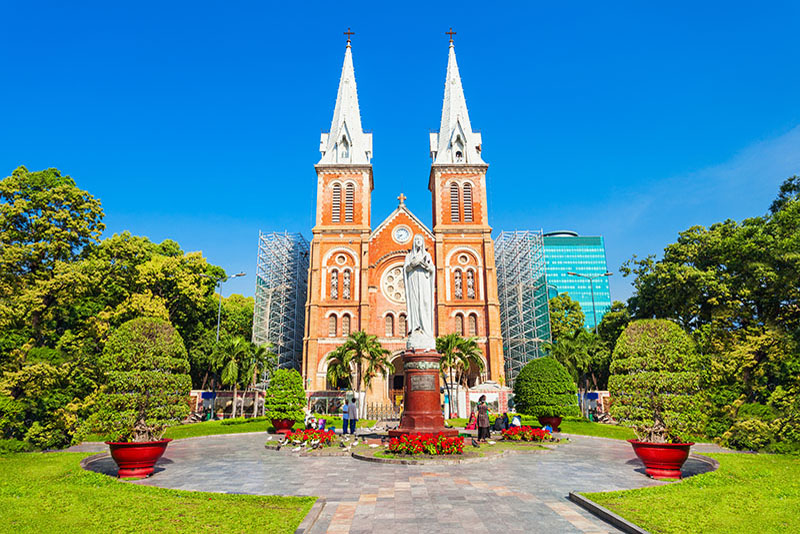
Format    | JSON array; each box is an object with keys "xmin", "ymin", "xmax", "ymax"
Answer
[{"xmin": 542, "ymin": 231, "xmax": 612, "ymax": 331}]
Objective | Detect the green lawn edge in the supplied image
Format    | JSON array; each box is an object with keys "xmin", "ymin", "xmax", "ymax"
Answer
[
  {"xmin": 0, "ymin": 452, "xmax": 315, "ymax": 534},
  {"xmin": 584, "ymin": 453, "xmax": 800, "ymax": 534}
]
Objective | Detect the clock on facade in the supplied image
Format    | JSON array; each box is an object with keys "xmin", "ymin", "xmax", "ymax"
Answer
[{"xmin": 393, "ymin": 226, "xmax": 411, "ymax": 244}]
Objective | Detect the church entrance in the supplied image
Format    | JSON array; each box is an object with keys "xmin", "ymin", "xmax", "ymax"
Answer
[{"xmin": 388, "ymin": 353, "xmax": 404, "ymax": 406}]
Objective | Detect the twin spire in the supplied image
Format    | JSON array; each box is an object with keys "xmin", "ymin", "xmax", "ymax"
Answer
[{"xmin": 318, "ymin": 35, "xmax": 482, "ymax": 166}]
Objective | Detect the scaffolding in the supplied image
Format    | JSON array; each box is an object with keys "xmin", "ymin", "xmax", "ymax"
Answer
[
  {"xmin": 252, "ymin": 231, "xmax": 309, "ymax": 371},
  {"xmin": 495, "ymin": 230, "xmax": 552, "ymax": 387}
]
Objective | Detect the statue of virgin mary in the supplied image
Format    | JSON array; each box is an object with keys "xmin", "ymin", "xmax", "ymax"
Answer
[{"xmin": 403, "ymin": 234, "xmax": 436, "ymax": 350}]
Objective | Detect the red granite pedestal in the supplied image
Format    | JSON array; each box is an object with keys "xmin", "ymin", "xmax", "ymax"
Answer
[{"xmin": 388, "ymin": 349, "xmax": 458, "ymax": 438}]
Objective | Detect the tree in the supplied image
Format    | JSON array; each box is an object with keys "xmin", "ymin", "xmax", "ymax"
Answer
[
  {"xmin": 246, "ymin": 344, "xmax": 278, "ymax": 417},
  {"xmin": 90, "ymin": 317, "xmax": 191, "ymax": 442},
  {"xmin": 436, "ymin": 334, "xmax": 486, "ymax": 416},
  {"xmin": 609, "ymin": 319, "xmax": 704, "ymax": 443},
  {"xmin": 513, "ymin": 357, "xmax": 579, "ymax": 418},
  {"xmin": 326, "ymin": 332, "xmax": 390, "ymax": 406},
  {"xmin": 214, "ymin": 336, "xmax": 250, "ymax": 418},
  {"xmin": 596, "ymin": 301, "xmax": 630, "ymax": 350},
  {"xmin": 264, "ymin": 369, "xmax": 306, "ymax": 423},
  {"xmin": 548, "ymin": 293, "xmax": 585, "ymax": 343}
]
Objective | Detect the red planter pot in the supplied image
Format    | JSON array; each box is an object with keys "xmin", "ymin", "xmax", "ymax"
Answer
[
  {"xmin": 628, "ymin": 439, "xmax": 694, "ymax": 480},
  {"xmin": 105, "ymin": 439, "xmax": 172, "ymax": 479},
  {"xmin": 271, "ymin": 418, "xmax": 296, "ymax": 435},
  {"xmin": 537, "ymin": 416, "xmax": 563, "ymax": 432}
]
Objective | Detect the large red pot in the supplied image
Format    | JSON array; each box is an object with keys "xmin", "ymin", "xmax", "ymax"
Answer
[
  {"xmin": 271, "ymin": 418, "xmax": 296, "ymax": 435},
  {"xmin": 537, "ymin": 416, "xmax": 563, "ymax": 432},
  {"xmin": 105, "ymin": 439, "xmax": 172, "ymax": 479},
  {"xmin": 628, "ymin": 439, "xmax": 694, "ymax": 480}
]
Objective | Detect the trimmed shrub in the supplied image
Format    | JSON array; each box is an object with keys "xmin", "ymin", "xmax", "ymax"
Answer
[
  {"xmin": 90, "ymin": 317, "xmax": 191, "ymax": 442},
  {"xmin": 264, "ymin": 369, "xmax": 306, "ymax": 423},
  {"xmin": 513, "ymin": 357, "xmax": 579, "ymax": 418},
  {"xmin": 609, "ymin": 319, "xmax": 704, "ymax": 443}
]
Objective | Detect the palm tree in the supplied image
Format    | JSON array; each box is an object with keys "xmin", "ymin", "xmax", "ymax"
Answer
[
  {"xmin": 245, "ymin": 343, "xmax": 278, "ymax": 417},
  {"xmin": 326, "ymin": 331, "xmax": 390, "ymax": 417},
  {"xmin": 436, "ymin": 333, "xmax": 463, "ymax": 417},
  {"xmin": 455, "ymin": 336, "xmax": 485, "ymax": 390},
  {"xmin": 214, "ymin": 336, "xmax": 250, "ymax": 418},
  {"xmin": 326, "ymin": 345, "xmax": 353, "ymax": 390}
]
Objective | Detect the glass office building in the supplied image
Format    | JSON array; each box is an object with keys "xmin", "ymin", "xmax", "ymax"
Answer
[{"xmin": 542, "ymin": 231, "xmax": 612, "ymax": 331}]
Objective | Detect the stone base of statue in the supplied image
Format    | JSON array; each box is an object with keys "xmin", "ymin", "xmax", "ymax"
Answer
[{"xmin": 389, "ymin": 349, "xmax": 458, "ymax": 438}]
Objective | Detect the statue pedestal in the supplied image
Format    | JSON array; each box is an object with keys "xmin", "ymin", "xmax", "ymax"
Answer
[{"xmin": 388, "ymin": 350, "xmax": 458, "ymax": 438}]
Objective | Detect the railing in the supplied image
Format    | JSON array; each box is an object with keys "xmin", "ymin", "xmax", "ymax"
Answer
[{"xmin": 364, "ymin": 403, "xmax": 401, "ymax": 421}]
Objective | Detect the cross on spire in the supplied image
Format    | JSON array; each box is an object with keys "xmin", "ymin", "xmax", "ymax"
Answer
[
  {"xmin": 397, "ymin": 193, "xmax": 407, "ymax": 205},
  {"xmin": 344, "ymin": 27, "xmax": 355, "ymax": 44},
  {"xmin": 445, "ymin": 27, "xmax": 456, "ymax": 43}
]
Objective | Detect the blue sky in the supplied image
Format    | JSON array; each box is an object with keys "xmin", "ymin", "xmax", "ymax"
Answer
[{"xmin": 2, "ymin": 2, "xmax": 799, "ymax": 301}]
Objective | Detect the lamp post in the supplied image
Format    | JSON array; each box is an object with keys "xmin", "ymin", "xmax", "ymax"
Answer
[
  {"xmin": 211, "ymin": 272, "xmax": 246, "ymax": 342},
  {"xmin": 566, "ymin": 271, "xmax": 613, "ymax": 335}
]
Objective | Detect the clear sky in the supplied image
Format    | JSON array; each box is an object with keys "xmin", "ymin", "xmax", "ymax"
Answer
[{"xmin": 2, "ymin": 1, "xmax": 799, "ymax": 301}]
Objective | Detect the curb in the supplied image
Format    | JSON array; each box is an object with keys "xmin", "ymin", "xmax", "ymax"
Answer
[
  {"xmin": 295, "ymin": 498, "xmax": 326, "ymax": 534},
  {"xmin": 568, "ymin": 492, "xmax": 650, "ymax": 534}
]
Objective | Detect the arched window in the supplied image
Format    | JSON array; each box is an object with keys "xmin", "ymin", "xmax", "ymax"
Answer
[
  {"xmin": 466, "ymin": 270, "xmax": 476, "ymax": 299},
  {"xmin": 468, "ymin": 314, "xmax": 478, "ymax": 336},
  {"xmin": 328, "ymin": 315, "xmax": 337, "ymax": 337},
  {"xmin": 342, "ymin": 270, "xmax": 351, "ymax": 300},
  {"xmin": 454, "ymin": 136, "xmax": 465, "ymax": 163},
  {"xmin": 385, "ymin": 315, "xmax": 394, "ymax": 337},
  {"xmin": 454, "ymin": 269, "xmax": 463, "ymax": 299},
  {"xmin": 342, "ymin": 314, "xmax": 351, "ymax": 336},
  {"xmin": 450, "ymin": 182, "xmax": 460, "ymax": 223},
  {"xmin": 332, "ymin": 184, "xmax": 341, "ymax": 223},
  {"xmin": 339, "ymin": 136, "xmax": 349, "ymax": 161},
  {"xmin": 456, "ymin": 314, "xmax": 465, "ymax": 336},
  {"xmin": 463, "ymin": 183, "xmax": 473, "ymax": 222},
  {"xmin": 345, "ymin": 183, "xmax": 355, "ymax": 223},
  {"xmin": 398, "ymin": 314, "xmax": 407, "ymax": 336},
  {"xmin": 330, "ymin": 269, "xmax": 339, "ymax": 300}
]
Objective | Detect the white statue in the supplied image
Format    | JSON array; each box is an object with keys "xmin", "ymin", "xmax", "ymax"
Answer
[{"xmin": 404, "ymin": 234, "xmax": 436, "ymax": 350}]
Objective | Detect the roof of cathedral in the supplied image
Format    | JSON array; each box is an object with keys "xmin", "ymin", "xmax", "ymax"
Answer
[
  {"xmin": 318, "ymin": 41, "xmax": 372, "ymax": 165},
  {"xmin": 430, "ymin": 41, "xmax": 484, "ymax": 165},
  {"xmin": 370, "ymin": 196, "xmax": 434, "ymax": 242}
]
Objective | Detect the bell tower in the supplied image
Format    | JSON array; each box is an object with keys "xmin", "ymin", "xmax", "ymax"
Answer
[
  {"xmin": 303, "ymin": 33, "xmax": 373, "ymax": 391},
  {"xmin": 429, "ymin": 36, "xmax": 505, "ymax": 383}
]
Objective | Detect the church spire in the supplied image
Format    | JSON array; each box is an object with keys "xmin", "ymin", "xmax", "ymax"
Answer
[
  {"xmin": 319, "ymin": 34, "xmax": 372, "ymax": 165},
  {"xmin": 430, "ymin": 38, "xmax": 484, "ymax": 165}
]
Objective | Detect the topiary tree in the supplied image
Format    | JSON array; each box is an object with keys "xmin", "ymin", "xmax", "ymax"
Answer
[
  {"xmin": 264, "ymin": 368, "xmax": 305, "ymax": 423},
  {"xmin": 608, "ymin": 319, "xmax": 704, "ymax": 443},
  {"xmin": 92, "ymin": 317, "xmax": 191, "ymax": 442},
  {"xmin": 513, "ymin": 357, "xmax": 579, "ymax": 418}
]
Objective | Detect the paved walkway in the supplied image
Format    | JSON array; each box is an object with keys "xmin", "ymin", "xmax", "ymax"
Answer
[{"xmin": 84, "ymin": 433, "xmax": 716, "ymax": 534}]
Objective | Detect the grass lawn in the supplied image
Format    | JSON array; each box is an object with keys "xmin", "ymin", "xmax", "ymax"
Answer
[
  {"xmin": 0, "ymin": 452, "xmax": 314, "ymax": 533},
  {"xmin": 446, "ymin": 415, "xmax": 637, "ymax": 440},
  {"xmin": 585, "ymin": 453, "xmax": 800, "ymax": 534}
]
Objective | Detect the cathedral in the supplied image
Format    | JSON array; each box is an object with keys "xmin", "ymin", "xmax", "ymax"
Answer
[{"xmin": 302, "ymin": 36, "xmax": 505, "ymax": 407}]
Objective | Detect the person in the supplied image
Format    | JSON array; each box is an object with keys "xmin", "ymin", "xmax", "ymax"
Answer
[
  {"xmin": 492, "ymin": 415, "xmax": 505, "ymax": 432},
  {"xmin": 341, "ymin": 399, "xmax": 349, "ymax": 435},
  {"xmin": 465, "ymin": 412, "xmax": 477, "ymax": 430},
  {"xmin": 477, "ymin": 395, "xmax": 490, "ymax": 442},
  {"xmin": 349, "ymin": 397, "xmax": 358, "ymax": 435},
  {"xmin": 502, "ymin": 412, "xmax": 510, "ymax": 430},
  {"xmin": 511, "ymin": 414, "xmax": 522, "ymax": 427}
]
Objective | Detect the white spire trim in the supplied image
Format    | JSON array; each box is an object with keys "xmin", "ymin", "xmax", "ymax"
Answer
[
  {"xmin": 431, "ymin": 42, "xmax": 484, "ymax": 165},
  {"xmin": 319, "ymin": 43, "xmax": 372, "ymax": 165}
]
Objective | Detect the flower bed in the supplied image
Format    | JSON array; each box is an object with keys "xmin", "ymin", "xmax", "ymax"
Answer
[
  {"xmin": 387, "ymin": 433, "xmax": 464, "ymax": 455},
  {"xmin": 501, "ymin": 426, "xmax": 552, "ymax": 442},
  {"xmin": 285, "ymin": 428, "xmax": 336, "ymax": 447}
]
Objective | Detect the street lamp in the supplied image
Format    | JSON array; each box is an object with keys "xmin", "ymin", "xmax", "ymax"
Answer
[
  {"xmin": 201, "ymin": 272, "xmax": 246, "ymax": 342},
  {"xmin": 566, "ymin": 271, "xmax": 613, "ymax": 334}
]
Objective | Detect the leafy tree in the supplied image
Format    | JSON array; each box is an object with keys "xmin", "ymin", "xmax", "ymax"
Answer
[
  {"xmin": 548, "ymin": 293, "xmax": 585, "ymax": 343},
  {"xmin": 264, "ymin": 369, "xmax": 305, "ymax": 423},
  {"xmin": 597, "ymin": 301, "xmax": 630, "ymax": 350},
  {"xmin": 89, "ymin": 317, "xmax": 191, "ymax": 442},
  {"xmin": 543, "ymin": 330, "xmax": 610, "ymax": 391},
  {"xmin": 609, "ymin": 319, "xmax": 704, "ymax": 443},
  {"xmin": 513, "ymin": 357, "xmax": 579, "ymax": 418}
]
